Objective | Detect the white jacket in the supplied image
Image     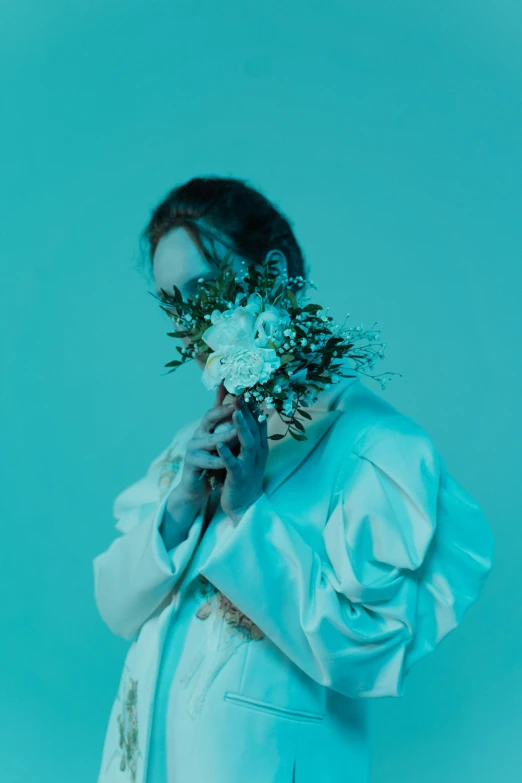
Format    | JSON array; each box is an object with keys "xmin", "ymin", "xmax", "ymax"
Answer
[{"xmin": 92, "ymin": 373, "xmax": 494, "ymax": 783}]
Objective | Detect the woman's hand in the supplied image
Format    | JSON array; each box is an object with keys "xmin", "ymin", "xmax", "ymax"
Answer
[
  {"xmin": 216, "ymin": 396, "xmax": 269, "ymax": 525},
  {"xmin": 174, "ymin": 381, "xmax": 240, "ymax": 508}
]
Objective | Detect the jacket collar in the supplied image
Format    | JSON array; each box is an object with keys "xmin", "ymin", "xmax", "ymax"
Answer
[{"xmin": 262, "ymin": 364, "xmax": 361, "ymax": 497}]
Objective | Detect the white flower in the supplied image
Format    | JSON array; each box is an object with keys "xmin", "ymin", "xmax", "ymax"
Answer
[
  {"xmin": 253, "ymin": 303, "xmax": 291, "ymax": 350},
  {"xmin": 200, "ymin": 296, "xmax": 284, "ymax": 394},
  {"xmin": 282, "ymin": 392, "xmax": 297, "ymax": 416}
]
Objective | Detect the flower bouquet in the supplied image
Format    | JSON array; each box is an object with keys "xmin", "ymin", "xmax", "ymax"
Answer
[{"xmin": 152, "ymin": 250, "xmax": 399, "ymax": 489}]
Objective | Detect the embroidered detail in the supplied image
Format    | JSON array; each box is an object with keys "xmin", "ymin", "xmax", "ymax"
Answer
[
  {"xmin": 158, "ymin": 447, "xmax": 183, "ymax": 498},
  {"xmin": 115, "ymin": 673, "xmax": 141, "ymax": 782},
  {"xmin": 196, "ymin": 575, "xmax": 264, "ymax": 641},
  {"xmin": 196, "ymin": 602, "xmax": 212, "ymax": 619},
  {"xmin": 177, "ymin": 576, "xmax": 264, "ymax": 718}
]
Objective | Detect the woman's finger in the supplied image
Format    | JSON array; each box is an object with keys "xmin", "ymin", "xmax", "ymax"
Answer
[
  {"xmin": 215, "ymin": 440, "xmax": 241, "ymax": 476},
  {"xmin": 185, "ymin": 449, "xmax": 227, "ymax": 470},
  {"xmin": 232, "ymin": 406, "xmax": 257, "ymax": 469},
  {"xmin": 239, "ymin": 401, "xmax": 262, "ymax": 446},
  {"xmin": 195, "ymin": 403, "xmax": 235, "ymax": 437},
  {"xmin": 213, "ymin": 380, "xmax": 228, "ymax": 408},
  {"xmin": 258, "ymin": 415, "xmax": 269, "ymax": 455},
  {"xmin": 190, "ymin": 424, "xmax": 238, "ymax": 453},
  {"xmin": 241, "ymin": 403, "xmax": 268, "ymax": 471}
]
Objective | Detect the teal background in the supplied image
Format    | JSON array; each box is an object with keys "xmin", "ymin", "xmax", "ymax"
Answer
[{"xmin": 1, "ymin": 2, "xmax": 519, "ymax": 781}]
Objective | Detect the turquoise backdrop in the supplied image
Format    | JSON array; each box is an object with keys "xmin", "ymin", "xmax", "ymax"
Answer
[{"xmin": 1, "ymin": 1, "xmax": 519, "ymax": 781}]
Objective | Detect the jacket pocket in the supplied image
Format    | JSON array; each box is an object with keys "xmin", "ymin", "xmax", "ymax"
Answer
[
  {"xmin": 224, "ymin": 692, "xmax": 324, "ymax": 723},
  {"xmin": 234, "ymin": 633, "xmax": 326, "ymax": 721}
]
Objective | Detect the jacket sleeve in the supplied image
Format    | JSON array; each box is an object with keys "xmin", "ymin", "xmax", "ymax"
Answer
[
  {"xmin": 198, "ymin": 415, "xmax": 495, "ymax": 698},
  {"xmin": 92, "ymin": 420, "xmax": 204, "ymax": 642}
]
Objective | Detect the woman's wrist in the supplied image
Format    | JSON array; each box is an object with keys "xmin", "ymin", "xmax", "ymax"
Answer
[{"xmin": 160, "ymin": 491, "xmax": 205, "ymax": 550}]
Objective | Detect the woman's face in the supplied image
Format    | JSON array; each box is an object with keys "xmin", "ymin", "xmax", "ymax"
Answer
[{"xmin": 152, "ymin": 225, "xmax": 249, "ymax": 370}]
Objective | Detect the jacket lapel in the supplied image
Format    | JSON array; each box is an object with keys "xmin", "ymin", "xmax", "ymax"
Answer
[
  {"xmin": 262, "ymin": 407, "xmax": 343, "ymax": 497},
  {"xmin": 261, "ymin": 370, "xmax": 360, "ymax": 498}
]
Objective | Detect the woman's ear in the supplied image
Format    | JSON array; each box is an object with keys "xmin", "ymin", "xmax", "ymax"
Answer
[{"xmin": 263, "ymin": 249, "xmax": 288, "ymax": 280}]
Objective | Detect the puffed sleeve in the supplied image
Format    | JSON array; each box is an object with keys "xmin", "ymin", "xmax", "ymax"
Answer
[
  {"xmin": 198, "ymin": 415, "xmax": 494, "ymax": 698},
  {"xmin": 92, "ymin": 418, "xmax": 205, "ymax": 642}
]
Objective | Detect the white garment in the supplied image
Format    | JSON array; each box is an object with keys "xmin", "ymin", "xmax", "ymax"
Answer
[
  {"xmin": 92, "ymin": 368, "xmax": 494, "ymax": 783},
  {"xmin": 146, "ymin": 493, "xmax": 260, "ymax": 782}
]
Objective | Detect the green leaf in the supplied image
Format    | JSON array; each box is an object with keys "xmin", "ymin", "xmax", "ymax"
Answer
[
  {"xmin": 297, "ymin": 408, "xmax": 312, "ymax": 419},
  {"xmin": 159, "ymin": 304, "xmax": 178, "ymax": 318},
  {"xmin": 292, "ymin": 419, "xmax": 305, "ymax": 432},
  {"xmin": 268, "ymin": 433, "xmax": 285, "ymax": 441},
  {"xmin": 225, "ymin": 277, "xmax": 237, "ymax": 302},
  {"xmin": 287, "ymin": 290, "xmax": 298, "ymax": 310},
  {"xmin": 279, "ymin": 353, "xmax": 295, "ymax": 365},
  {"xmin": 164, "ymin": 359, "xmax": 183, "ymax": 367},
  {"xmin": 289, "ymin": 430, "xmax": 307, "ymax": 441}
]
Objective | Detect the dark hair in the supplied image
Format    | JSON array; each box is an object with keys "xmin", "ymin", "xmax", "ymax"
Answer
[{"xmin": 137, "ymin": 176, "xmax": 308, "ymax": 292}]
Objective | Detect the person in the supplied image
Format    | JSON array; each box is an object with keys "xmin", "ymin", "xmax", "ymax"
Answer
[{"xmin": 92, "ymin": 176, "xmax": 495, "ymax": 783}]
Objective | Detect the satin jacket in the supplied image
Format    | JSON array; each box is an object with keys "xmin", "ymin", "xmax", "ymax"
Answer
[{"xmin": 92, "ymin": 372, "xmax": 494, "ymax": 783}]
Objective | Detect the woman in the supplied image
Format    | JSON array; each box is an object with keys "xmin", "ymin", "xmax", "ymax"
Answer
[{"xmin": 92, "ymin": 176, "xmax": 494, "ymax": 783}]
